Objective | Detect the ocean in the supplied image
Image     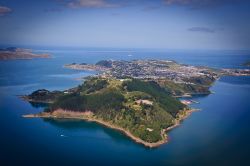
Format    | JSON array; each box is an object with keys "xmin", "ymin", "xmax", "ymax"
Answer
[{"xmin": 0, "ymin": 48, "xmax": 250, "ymax": 166}]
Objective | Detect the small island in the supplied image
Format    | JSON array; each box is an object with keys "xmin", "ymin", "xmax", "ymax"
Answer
[
  {"xmin": 22, "ymin": 59, "xmax": 250, "ymax": 147},
  {"xmin": 0, "ymin": 47, "xmax": 50, "ymax": 60}
]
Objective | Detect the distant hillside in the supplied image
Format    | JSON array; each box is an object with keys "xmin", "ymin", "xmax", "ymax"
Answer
[
  {"xmin": 95, "ymin": 60, "xmax": 112, "ymax": 68},
  {"xmin": 0, "ymin": 47, "xmax": 50, "ymax": 60}
]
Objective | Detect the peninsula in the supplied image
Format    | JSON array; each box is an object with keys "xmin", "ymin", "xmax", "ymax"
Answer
[
  {"xmin": 22, "ymin": 59, "xmax": 250, "ymax": 147},
  {"xmin": 0, "ymin": 47, "xmax": 50, "ymax": 60}
]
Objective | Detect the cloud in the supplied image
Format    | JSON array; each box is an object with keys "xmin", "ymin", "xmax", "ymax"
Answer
[
  {"xmin": 0, "ymin": 6, "xmax": 12, "ymax": 16},
  {"xmin": 188, "ymin": 27, "xmax": 218, "ymax": 33},
  {"xmin": 164, "ymin": 0, "xmax": 237, "ymax": 8},
  {"xmin": 67, "ymin": 0, "xmax": 120, "ymax": 8}
]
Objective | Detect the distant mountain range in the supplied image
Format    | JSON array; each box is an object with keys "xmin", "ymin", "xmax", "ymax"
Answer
[{"xmin": 0, "ymin": 47, "xmax": 50, "ymax": 60}]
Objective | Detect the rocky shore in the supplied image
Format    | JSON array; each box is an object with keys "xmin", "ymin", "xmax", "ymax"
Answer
[{"xmin": 23, "ymin": 108, "xmax": 198, "ymax": 148}]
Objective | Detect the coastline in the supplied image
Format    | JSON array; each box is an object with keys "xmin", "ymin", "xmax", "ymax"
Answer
[
  {"xmin": 19, "ymin": 97, "xmax": 53, "ymax": 104},
  {"xmin": 23, "ymin": 108, "xmax": 198, "ymax": 148},
  {"xmin": 166, "ymin": 109, "xmax": 200, "ymax": 132}
]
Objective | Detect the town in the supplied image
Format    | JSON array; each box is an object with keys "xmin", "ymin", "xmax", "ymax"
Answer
[{"xmin": 64, "ymin": 59, "xmax": 220, "ymax": 84}]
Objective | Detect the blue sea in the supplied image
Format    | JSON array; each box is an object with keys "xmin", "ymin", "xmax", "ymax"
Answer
[{"xmin": 0, "ymin": 48, "xmax": 250, "ymax": 166}]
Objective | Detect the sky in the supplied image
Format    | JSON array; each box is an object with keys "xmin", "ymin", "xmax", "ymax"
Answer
[{"xmin": 0, "ymin": 0, "xmax": 250, "ymax": 50}]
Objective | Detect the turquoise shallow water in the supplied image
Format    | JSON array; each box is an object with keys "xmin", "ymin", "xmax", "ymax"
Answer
[{"xmin": 0, "ymin": 49, "xmax": 250, "ymax": 166}]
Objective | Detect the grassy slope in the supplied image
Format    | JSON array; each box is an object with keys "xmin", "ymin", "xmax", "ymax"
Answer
[{"xmin": 157, "ymin": 79, "xmax": 211, "ymax": 96}]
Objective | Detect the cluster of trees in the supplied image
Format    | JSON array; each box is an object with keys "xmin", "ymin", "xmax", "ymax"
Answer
[
  {"xmin": 50, "ymin": 88, "xmax": 124, "ymax": 113},
  {"xmin": 157, "ymin": 79, "xmax": 210, "ymax": 96},
  {"xmin": 29, "ymin": 89, "xmax": 62, "ymax": 102},
  {"xmin": 123, "ymin": 79, "xmax": 185, "ymax": 117},
  {"xmin": 79, "ymin": 78, "xmax": 108, "ymax": 94}
]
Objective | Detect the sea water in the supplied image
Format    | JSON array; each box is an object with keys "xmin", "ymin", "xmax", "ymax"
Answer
[{"xmin": 0, "ymin": 48, "xmax": 250, "ymax": 166}]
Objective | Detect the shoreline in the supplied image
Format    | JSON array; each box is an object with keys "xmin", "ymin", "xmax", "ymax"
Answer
[
  {"xmin": 166, "ymin": 109, "xmax": 200, "ymax": 132},
  {"xmin": 19, "ymin": 96, "xmax": 53, "ymax": 104},
  {"xmin": 23, "ymin": 108, "xmax": 198, "ymax": 148}
]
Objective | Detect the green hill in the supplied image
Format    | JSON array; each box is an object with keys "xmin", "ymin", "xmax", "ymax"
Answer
[{"xmin": 43, "ymin": 77, "xmax": 186, "ymax": 143}]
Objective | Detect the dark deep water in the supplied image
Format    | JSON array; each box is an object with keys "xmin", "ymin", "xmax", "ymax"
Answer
[{"xmin": 0, "ymin": 49, "xmax": 250, "ymax": 166}]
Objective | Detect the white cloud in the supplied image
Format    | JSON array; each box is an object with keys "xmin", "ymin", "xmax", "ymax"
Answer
[
  {"xmin": 67, "ymin": 0, "xmax": 119, "ymax": 8},
  {"xmin": 0, "ymin": 6, "xmax": 12, "ymax": 16}
]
